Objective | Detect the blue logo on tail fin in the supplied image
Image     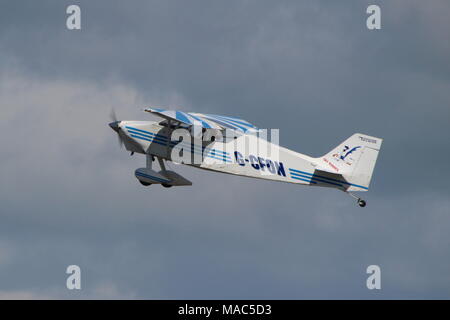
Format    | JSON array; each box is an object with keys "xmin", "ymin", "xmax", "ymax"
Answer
[{"xmin": 340, "ymin": 146, "xmax": 361, "ymax": 160}]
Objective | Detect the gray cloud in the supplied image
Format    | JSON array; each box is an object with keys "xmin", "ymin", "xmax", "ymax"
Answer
[{"xmin": 0, "ymin": 0, "xmax": 449, "ymax": 299}]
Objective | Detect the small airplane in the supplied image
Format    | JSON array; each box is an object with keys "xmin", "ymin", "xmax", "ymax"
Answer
[{"xmin": 109, "ymin": 108, "xmax": 382, "ymax": 207}]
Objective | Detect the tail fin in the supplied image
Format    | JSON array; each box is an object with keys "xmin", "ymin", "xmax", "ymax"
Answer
[{"xmin": 317, "ymin": 133, "xmax": 383, "ymax": 191}]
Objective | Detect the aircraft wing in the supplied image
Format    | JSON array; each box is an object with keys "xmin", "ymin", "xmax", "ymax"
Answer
[
  {"xmin": 144, "ymin": 108, "xmax": 222, "ymax": 129},
  {"xmin": 144, "ymin": 107, "xmax": 258, "ymax": 133},
  {"xmin": 190, "ymin": 112, "xmax": 259, "ymax": 133}
]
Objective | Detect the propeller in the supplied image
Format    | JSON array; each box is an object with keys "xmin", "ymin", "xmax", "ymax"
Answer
[
  {"xmin": 109, "ymin": 108, "xmax": 123, "ymax": 148},
  {"xmin": 110, "ymin": 108, "xmax": 118, "ymax": 122}
]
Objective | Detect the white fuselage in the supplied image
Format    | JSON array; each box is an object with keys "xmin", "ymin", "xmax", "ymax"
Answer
[{"xmin": 116, "ymin": 120, "xmax": 343, "ymax": 189}]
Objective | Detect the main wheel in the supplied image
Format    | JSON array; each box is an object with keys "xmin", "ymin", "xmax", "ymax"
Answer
[
  {"xmin": 139, "ymin": 180, "xmax": 152, "ymax": 186},
  {"xmin": 358, "ymin": 199, "xmax": 366, "ymax": 207},
  {"xmin": 161, "ymin": 183, "xmax": 173, "ymax": 188}
]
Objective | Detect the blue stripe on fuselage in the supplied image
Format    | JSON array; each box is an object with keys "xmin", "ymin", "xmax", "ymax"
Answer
[{"xmin": 288, "ymin": 168, "xmax": 368, "ymax": 190}]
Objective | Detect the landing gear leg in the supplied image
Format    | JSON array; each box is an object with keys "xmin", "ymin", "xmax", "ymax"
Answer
[
  {"xmin": 347, "ymin": 192, "xmax": 367, "ymax": 208},
  {"xmin": 146, "ymin": 154, "xmax": 153, "ymax": 169},
  {"xmin": 157, "ymin": 156, "xmax": 173, "ymax": 188},
  {"xmin": 157, "ymin": 157, "xmax": 167, "ymax": 172},
  {"xmin": 136, "ymin": 154, "xmax": 156, "ymax": 186}
]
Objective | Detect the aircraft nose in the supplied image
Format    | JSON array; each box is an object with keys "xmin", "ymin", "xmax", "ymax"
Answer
[{"xmin": 109, "ymin": 121, "xmax": 121, "ymax": 132}]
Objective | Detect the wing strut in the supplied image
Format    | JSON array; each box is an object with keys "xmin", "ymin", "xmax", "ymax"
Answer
[{"xmin": 165, "ymin": 119, "xmax": 172, "ymax": 158}]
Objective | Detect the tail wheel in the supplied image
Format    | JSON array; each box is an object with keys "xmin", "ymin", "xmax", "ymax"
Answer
[
  {"xmin": 139, "ymin": 180, "xmax": 152, "ymax": 186},
  {"xmin": 162, "ymin": 183, "xmax": 173, "ymax": 188}
]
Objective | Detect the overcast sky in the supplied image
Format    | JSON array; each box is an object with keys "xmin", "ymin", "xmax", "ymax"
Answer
[{"xmin": 0, "ymin": 0, "xmax": 449, "ymax": 299}]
